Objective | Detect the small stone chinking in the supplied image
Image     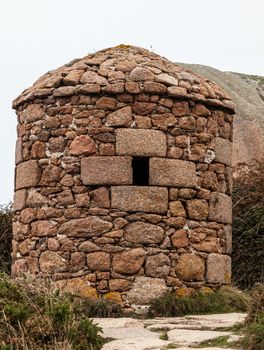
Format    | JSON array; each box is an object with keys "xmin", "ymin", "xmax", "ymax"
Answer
[{"xmin": 12, "ymin": 45, "xmax": 235, "ymax": 308}]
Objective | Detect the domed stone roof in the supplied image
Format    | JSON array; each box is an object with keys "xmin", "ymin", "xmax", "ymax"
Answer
[{"xmin": 13, "ymin": 45, "xmax": 235, "ymax": 112}]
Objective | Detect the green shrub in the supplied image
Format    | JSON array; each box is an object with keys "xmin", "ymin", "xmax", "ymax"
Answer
[
  {"xmin": 148, "ymin": 287, "xmax": 249, "ymax": 317},
  {"xmin": 241, "ymin": 283, "xmax": 264, "ymax": 350},
  {"xmin": 0, "ymin": 204, "xmax": 13, "ymax": 274},
  {"xmin": 69, "ymin": 318, "xmax": 104, "ymax": 350},
  {"xmin": 232, "ymin": 160, "xmax": 264, "ymax": 289},
  {"xmin": 79, "ymin": 298, "xmax": 123, "ymax": 318},
  {"xmin": 0, "ymin": 273, "xmax": 114, "ymax": 349}
]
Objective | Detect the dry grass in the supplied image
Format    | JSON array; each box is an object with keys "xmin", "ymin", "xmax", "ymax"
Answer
[
  {"xmin": 148, "ymin": 286, "xmax": 250, "ymax": 317},
  {"xmin": 0, "ymin": 273, "xmax": 122, "ymax": 350}
]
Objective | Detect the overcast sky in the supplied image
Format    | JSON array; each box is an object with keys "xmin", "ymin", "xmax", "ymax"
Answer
[{"xmin": 1, "ymin": 0, "xmax": 263, "ymax": 205}]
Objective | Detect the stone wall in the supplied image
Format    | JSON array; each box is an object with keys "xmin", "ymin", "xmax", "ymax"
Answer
[{"xmin": 12, "ymin": 46, "xmax": 234, "ymax": 307}]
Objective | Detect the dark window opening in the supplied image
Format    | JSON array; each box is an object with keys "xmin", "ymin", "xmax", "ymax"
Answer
[{"xmin": 132, "ymin": 157, "xmax": 149, "ymax": 186}]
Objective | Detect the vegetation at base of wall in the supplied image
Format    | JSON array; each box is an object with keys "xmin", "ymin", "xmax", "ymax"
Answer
[
  {"xmin": 0, "ymin": 273, "xmax": 122, "ymax": 350},
  {"xmin": 232, "ymin": 160, "xmax": 264, "ymax": 289},
  {"xmin": 192, "ymin": 335, "xmax": 233, "ymax": 348},
  {"xmin": 240, "ymin": 283, "xmax": 264, "ymax": 350},
  {"xmin": 0, "ymin": 204, "xmax": 13, "ymax": 274},
  {"xmin": 148, "ymin": 286, "xmax": 249, "ymax": 317}
]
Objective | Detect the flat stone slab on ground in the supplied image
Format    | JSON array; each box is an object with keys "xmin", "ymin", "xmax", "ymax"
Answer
[
  {"xmin": 174, "ymin": 348, "xmax": 240, "ymax": 350},
  {"xmin": 145, "ymin": 313, "xmax": 247, "ymax": 331},
  {"xmin": 93, "ymin": 313, "xmax": 246, "ymax": 350},
  {"xmin": 102, "ymin": 338, "xmax": 169, "ymax": 350},
  {"xmin": 94, "ymin": 318, "xmax": 169, "ymax": 350},
  {"xmin": 167, "ymin": 329, "xmax": 231, "ymax": 346}
]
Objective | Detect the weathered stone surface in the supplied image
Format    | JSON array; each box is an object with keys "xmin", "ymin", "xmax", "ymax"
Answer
[
  {"xmin": 113, "ymin": 248, "xmax": 145, "ymax": 274},
  {"xmin": 53, "ymin": 86, "xmax": 76, "ymax": 97},
  {"xmin": 90, "ymin": 187, "xmax": 110, "ymax": 208},
  {"xmin": 124, "ymin": 222, "xmax": 164, "ymax": 244},
  {"xmin": 115, "ymin": 59, "xmax": 136, "ymax": 72},
  {"xmin": 99, "ymin": 143, "xmax": 115, "ymax": 156},
  {"xmin": 26, "ymin": 190, "xmax": 51, "ymax": 207},
  {"xmin": 31, "ymin": 220, "xmax": 57, "ymax": 237},
  {"xmin": 47, "ymin": 238, "xmax": 60, "ymax": 251},
  {"xmin": 132, "ymin": 101, "xmax": 156, "ymax": 115},
  {"xmin": 11, "ymin": 259, "xmax": 28, "ymax": 277},
  {"xmin": 172, "ymin": 101, "xmax": 189, "ymax": 116},
  {"xmin": 21, "ymin": 104, "xmax": 45, "ymax": 123},
  {"xmin": 15, "ymin": 137, "xmax": 23, "ymax": 164},
  {"xmin": 58, "ymin": 217, "xmax": 112, "ymax": 237},
  {"xmin": 144, "ymin": 82, "xmax": 167, "ymax": 94},
  {"xmin": 55, "ymin": 277, "xmax": 98, "ymax": 299},
  {"xmin": 57, "ymin": 189, "xmax": 75, "ymax": 206},
  {"xmin": 176, "ymin": 254, "xmax": 205, "ymax": 281},
  {"xmin": 155, "ymin": 73, "xmax": 178, "ymax": 86},
  {"xmin": 200, "ymin": 171, "xmax": 219, "ymax": 191},
  {"xmin": 164, "ymin": 217, "xmax": 186, "ymax": 228},
  {"xmin": 13, "ymin": 189, "xmax": 27, "ymax": 211},
  {"xmin": 116, "ymin": 129, "xmax": 166, "ymax": 157},
  {"xmin": 151, "ymin": 113, "xmax": 177, "ymax": 129},
  {"xmin": 125, "ymin": 81, "xmax": 140, "ymax": 94},
  {"xmin": 75, "ymin": 192, "xmax": 90, "ymax": 207},
  {"xmin": 189, "ymin": 143, "xmax": 207, "ymax": 160},
  {"xmin": 16, "ymin": 161, "xmax": 41, "ymax": 189},
  {"xmin": 145, "ymin": 253, "xmax": 170, "ymax": 278},
  {"xmin": 126, "ymin": 277, "xmax": 168, "ymax": 304},
  {"xmin": 81, "ymin": 156, "xmax": 132, "ymax": 185},
  {"xmin": 171, "ymin": 229, "xmax": 189, "ymax": 248},
  {"xmin": 103, "ymin": 292, "xmax": 123, "ymax": 304},
  {"xmin": 39, "ymin": 251, "xmax": 67, "ymax": 273},
  {"xmin": 167, "ymin": 146, "xmax": 183, "ymax": 159},
  {"xmin": 167, "ymin": 328, "xmax": 231, "ymax": 346},
  {"xmin": 40, "ymin": 165, "xmax": 62, "ymax": 186},
  {"xmin": 223, "ymin": 225, "xmax": 232, "ymax": 254},
  {"xmin": 109, "ymin": 279, "xmax": 132, "ymax": 292},
  {"xmin": 207, "ymin": 253, "xmax": 231, "ymax": 284},
  {"xmin": 105, "ymin": 106, "xmax": 132, "ymax": 127},
  {"xmin": 70, "ymin": 252, "xmax": 86, "ymax": 271},
  {"xmin": 169, "ymin": 201, "xmax": 186, "ymax": 217},
  {"xmin": 96, "ymin": 97, "xmax": 116, "ymax": 110},
  {"xmin": 214, "ymin": 137, "xmax": 232, "ymax": 166},
  {"xmin": 80, "ymin": 71, "xmax": 108, "ymax": 85},
  {"xmin": 130, "ymin": 67, "xmax": 154, "ymax": 81},
  {"xmin": 18, "ymin": 238, "xmax": 35, "ymax": 255},
  {"xmin": 48, "ymin": 136, "xmax": 66, "ymax": 153},
  {"xmin": 78, "ymin": 241, "xmax": 101, "ymax": 253},
  {"xmin": 192, "ymin": 237, "xmax": 221, "ymax": 253},
  {"xmin": 178, "ymin": 188, "xmax": 197, "ymax": 199},
  {"xmin": 192, "ymin": 103, "xmax": 211, "ymax": 116},
  {"xmin": 149, "ymin": 158, "xmax": 197, "ymax": 187},
  {"xmin": 111, "ymin": 186, "xmax": 168, "ymax": 213},
  {"xmin": 103, "ymin": 83, "xmax": 125, "ymax": 94},
  {"xmin": 167, "ymin": 86, "xmax": 187, "ymax": 97},
  {"xmin": 64, "ymin": 70, "xmax": 83, "ymax": 85},
  {"xmin": 209, "ymin": 192, "xmax": 232, "ymax": 224},
  {"xmin": 87, "ymin": 252, "xmax": 111, "ymax": 271},
  {"xmin": 79, "ymin": 83, "xmax": 101, "ymax": 94},
  {"xmin": 69, "ymin": 135, "xmax": 96, "ymax": 156},
  {"xmin": 12, "ymin": 221, "xmax": 29, "ymax": 241},
  {"xmin": 31, "ymin": 141, "xmax": 46, "ymax": 158},
  {"xmin": 186, "ymin": 199, "xmax": 209, "ymax": 220}
]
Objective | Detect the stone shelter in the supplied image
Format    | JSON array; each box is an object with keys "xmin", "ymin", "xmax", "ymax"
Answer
[{"xmin": 12, "ymin": 45, "xmax": 235, "ymax": 307}]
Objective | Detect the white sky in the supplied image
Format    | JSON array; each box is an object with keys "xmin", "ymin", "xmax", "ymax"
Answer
[{"xmin": 1, "ymin": 0, "xmax": 264, "ymax": 204}]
